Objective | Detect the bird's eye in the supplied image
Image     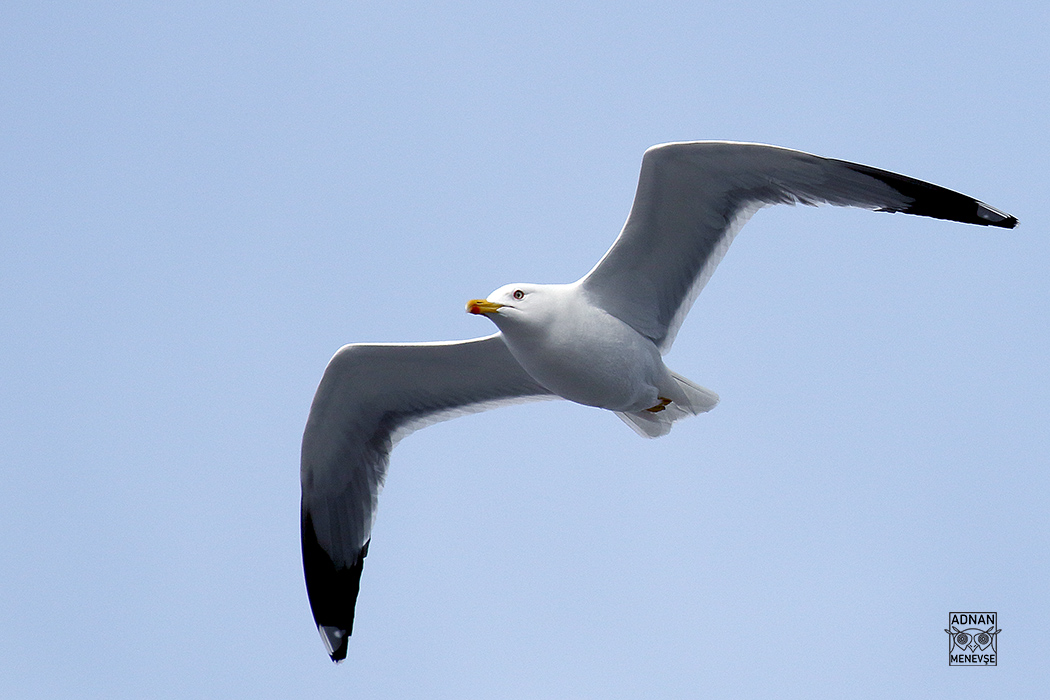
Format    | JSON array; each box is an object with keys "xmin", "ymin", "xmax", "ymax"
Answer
[{"xmin": 512, "ymin": 289, "xmax": 525, "ymax": 300}]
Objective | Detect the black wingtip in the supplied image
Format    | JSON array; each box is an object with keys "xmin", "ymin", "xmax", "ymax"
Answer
[
  {"xmin": 319, "ymin": 624, "xmax": 350, "ymax": 662},
  {"xmin": 976, "ymin": 204, "xmax": 1018, "ymax": 229},
  {"xmin": 966, "ymin": 198, "xmax": 1018, "ymax": 228},
  {"xmin": 331, "ymin": 643, "xmax": 348, "ymax": 663},
  {"xmin": 841, "ymin": 161, "xmax": 1018, "ymax": 229},
  {"xmin": 302, "ymin": 509, "xmax": 370, "ymax": 662}
]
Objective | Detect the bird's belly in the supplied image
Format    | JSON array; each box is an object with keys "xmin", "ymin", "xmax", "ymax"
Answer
[{"xmin": 504, "ymin": 324, "xmax": 664, "ymax": 412}]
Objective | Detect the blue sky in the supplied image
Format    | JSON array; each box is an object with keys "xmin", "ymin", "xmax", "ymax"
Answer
[{"xmin": 2, "ymin": 1, "xmax": 1047, "ymax": 697}]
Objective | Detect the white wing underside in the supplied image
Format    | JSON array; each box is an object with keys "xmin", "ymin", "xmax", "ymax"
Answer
[
  {"xmin": 659, "ymin": 202, "xmax": 761, "ymax": 352},
  {"xmin": 301, "ymin": 333, "xmax": 553, "ymax": 568},
  {"xmin": 579, "ymin": 141, "xmax": 1014, "ymax": 352}
]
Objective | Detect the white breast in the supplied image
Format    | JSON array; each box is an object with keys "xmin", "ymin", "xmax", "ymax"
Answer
[{"xmin": 493, "ymin": 285, "xmax": 667, "ymax": 412}]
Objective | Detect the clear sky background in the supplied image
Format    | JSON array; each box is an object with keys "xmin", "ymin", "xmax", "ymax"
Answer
[{"xmin": 2, "ymin": 2, "xmax": 1047, "ymax": 698}]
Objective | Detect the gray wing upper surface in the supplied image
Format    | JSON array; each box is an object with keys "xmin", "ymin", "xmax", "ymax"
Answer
[
  {"xmin": 300, "ymin": 333, "xmax": 552, "ymax": 659},
  {"xmin": 579, "ymin": 142, "xmax": 1017, "ymax": 353}
]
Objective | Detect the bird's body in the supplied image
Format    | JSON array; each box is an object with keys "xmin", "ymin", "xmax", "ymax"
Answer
[
  {"xmin": 482, "ymin": 282, "xmax": 671, "ymax": 412},
  {"xmin": 300, "ymin": 142, "xmax": 1016, "ymax": 661}
]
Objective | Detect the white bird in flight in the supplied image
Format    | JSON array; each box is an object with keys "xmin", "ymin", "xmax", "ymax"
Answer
[{"xmin": 301, "ymin": 141, "xmax": 1016, "ymax": 661}]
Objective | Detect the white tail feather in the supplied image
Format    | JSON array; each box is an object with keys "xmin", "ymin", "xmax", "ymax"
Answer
[{"xmin": 615, "ymin": 372, "xmax": 719, "ymax": 438}]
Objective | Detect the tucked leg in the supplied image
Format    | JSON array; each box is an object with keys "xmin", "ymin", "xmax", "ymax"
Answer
[{"xmin": 645, "ymin": 397, "xmax": 672, "ymax": 413}]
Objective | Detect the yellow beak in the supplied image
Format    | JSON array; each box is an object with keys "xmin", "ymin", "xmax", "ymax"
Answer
[{"xmin": 466, "ymin": 299, "xmax": 504, "ymax": 315}]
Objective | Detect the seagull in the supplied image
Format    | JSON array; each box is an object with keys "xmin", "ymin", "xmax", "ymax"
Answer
[{"xmin": 300, "ymin": 141, "xmax": 1016, "ymax": 661}]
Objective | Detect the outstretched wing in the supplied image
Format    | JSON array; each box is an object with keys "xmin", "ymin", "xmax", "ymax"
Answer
[
  {"xmin": 300, "ymin": 333, "xmax": 553, "ymax": 661},
  {"xmin": 580, "ymin": 141, "xmax": 1017, "ymax": 352}
]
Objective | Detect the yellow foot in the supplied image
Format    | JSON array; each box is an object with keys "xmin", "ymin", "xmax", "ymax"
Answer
[{"xmin": 645, "ymin": 397, "xmax": 672, "ymax": 413}]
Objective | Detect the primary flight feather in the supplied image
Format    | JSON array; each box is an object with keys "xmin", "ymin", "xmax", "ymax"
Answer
[{"xmin": 301, "ymin": 141, "xmax": 1016, "ymax": 661}]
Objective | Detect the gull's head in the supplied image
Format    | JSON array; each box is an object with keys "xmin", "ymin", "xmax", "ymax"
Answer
[{"xmin": 467, "ymin": 283, "xmax": 552, "ymax": 326}]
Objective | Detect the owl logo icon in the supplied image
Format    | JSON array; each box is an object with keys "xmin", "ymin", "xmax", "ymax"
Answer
[{"xmin": 946, "ymin": 612, "xmax": 999, "ymax": 666}]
